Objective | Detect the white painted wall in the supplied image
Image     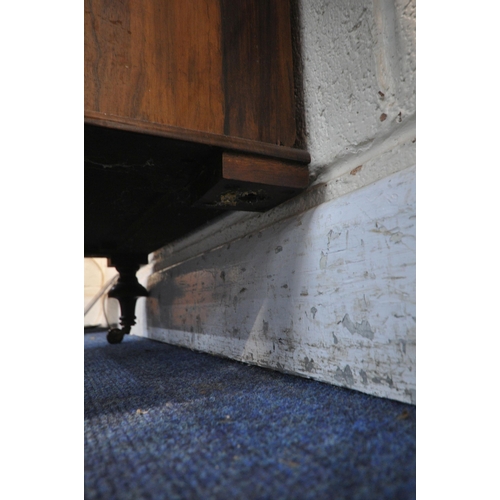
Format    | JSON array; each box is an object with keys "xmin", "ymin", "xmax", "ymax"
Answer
[
  {"xmin": 84, "ymin": 258, "xmax": 118, "ymax": 328},
  {"xmin": 134, "ymin": 0, "xmax": 416, "ymax": 404},
  {"xmin": 300, "ymin": 0, "xmax": 415, "ymax": 182}
]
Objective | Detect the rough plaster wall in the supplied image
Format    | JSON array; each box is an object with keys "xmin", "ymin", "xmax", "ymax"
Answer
[
  {"xmin": 298, "ymin": 0, "xmax": 416, "ymax": 182},
  {"xmin": 134, "ymin": 0, "xmax": 416, "ymax": 403}
]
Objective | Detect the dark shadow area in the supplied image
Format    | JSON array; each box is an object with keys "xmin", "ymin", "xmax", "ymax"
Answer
[
  {"xmin": 85, "ymin": 332, "xmax": 415, "ymax": 500},
  {"xmin": 84, "ymin": 326, "xmax": 108, "ymax": 334},
  {"xmin": 290, "ymin": 0, "xmax": 308, "ymax": 151}
]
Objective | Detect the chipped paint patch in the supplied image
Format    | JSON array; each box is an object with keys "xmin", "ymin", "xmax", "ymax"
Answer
[
  {"xmin": 141, "ymin": 166, "xmax": 416, "ymax": 404},
  {"xmin": 342, "ymin": 314, "xmax": 375, "ymax": 340},
  {"xmin": 334, "ymin": 365, "xmax": 354, "ymax": 386},
  {"xmin": 371, "ymin": 222, "xmax": 406, "ymax": 244},
  {"xmin": 320, "ymin": 251, "xmax": 328, "ymax": 269},
  {"xmin": 405, "ymin": 389, "xmax": 416, "ymax": 404},
  {"xmin": 303, "ymin": 357, "xmax": 314, "ymax": 372},
  {"xmin": 372, "ymin": 375, "xmax": 393, "ymax": 387}
]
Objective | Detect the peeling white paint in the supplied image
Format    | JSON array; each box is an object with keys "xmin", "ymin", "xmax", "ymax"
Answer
[
  {"xmin": 138, "ymin": 166, "xmax": 416, "ymax": 404},
  {"xmin": 342, "ymin": 314, "xmax": 375, "ymax": 340},
  {"xmin": 149, "ymin": 136, "xmax": 415, "ymax": 275}
]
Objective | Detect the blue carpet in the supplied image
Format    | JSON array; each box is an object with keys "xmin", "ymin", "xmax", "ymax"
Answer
[{"xmin": 85, "ymin": 332, "xmax": 415, "ymax": 500}]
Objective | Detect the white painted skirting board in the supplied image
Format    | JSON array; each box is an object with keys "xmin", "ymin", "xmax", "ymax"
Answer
[{"xmin": 138, "ymin": 165, "xmax": 416, "ymax": 404}]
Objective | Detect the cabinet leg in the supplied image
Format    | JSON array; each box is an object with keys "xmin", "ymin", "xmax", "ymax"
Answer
[{"xmin": 107, "ymin": 256, "xmax": 148, "ymax": 344}]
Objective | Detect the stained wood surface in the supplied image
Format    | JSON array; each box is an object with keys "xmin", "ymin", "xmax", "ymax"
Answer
[
  {"xmin": 220, "ymin": 0, "xmax": 296, "ymax": 145},
  {"xmin": 222, "ymin": 152, "xmax": 309, "ymax": 188},
  {"xmin": 85, "ymin": 0, "xmax": 297, "ymax": 146},
  {"xmin": 194, "ymin": 151, "xmax": 308, "ymax": 212},
  {"xmin": 85, "ymin": 0, "xmax": 224, "ymax": 134},
  {"xmin": 85, "ymin": 112, "xmax": 310, "ymax": 164}
]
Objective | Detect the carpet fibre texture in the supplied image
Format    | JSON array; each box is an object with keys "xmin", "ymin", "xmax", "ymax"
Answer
[{"xmin": 85, "ymin": 331, "xmax": 415, "ymax": 499}]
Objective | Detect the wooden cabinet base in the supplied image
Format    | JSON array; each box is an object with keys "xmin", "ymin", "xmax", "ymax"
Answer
[
  {"xmin": 84, "ymin": 0, "xmax": 310, "ymax": 260},
  {"xmin": 195, "ymin": 152, "xmax": 309, "ymax": 212},
  {"xmin": 85, "ymin": 123, "xmax": 309, "ymax": 258}
]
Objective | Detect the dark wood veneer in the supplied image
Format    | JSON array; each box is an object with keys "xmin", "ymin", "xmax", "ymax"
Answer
[
  {"xmin": 84, "ymin": 112, "xmax": 310, "ymax": 164},
  {"xmin": 85, "ymin": 0, "xmax": 310, "ymax": 259}
]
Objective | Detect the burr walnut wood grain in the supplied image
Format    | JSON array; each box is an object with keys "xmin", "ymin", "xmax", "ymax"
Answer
[
  {"xmin": 84, "ymin": 0, "xmax": 296, "ymax": 146},
  {"xmin": 85, "ymin": 0, "xmax": 224, "ymax": 134}
]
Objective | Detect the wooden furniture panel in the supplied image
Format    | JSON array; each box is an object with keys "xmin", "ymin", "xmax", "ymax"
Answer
[
  {"xmin": 220, "ymin": 0, "xmax": 296, "ymax": 145},
  {"xmin": 85, "ymin": 0, "xmax": 296, "ymax": 145},
  {"xmin": 85, "ymin": 0, "xmax": 225, "ymax": 135},
  {"xmin": 222, "ymin": 153, "xmax": 309, "ymax": 189},
  {"xmin": 85, "ymin": 0, "xmax": 311, "ymax": 342},
  {"xmin": 85, "ymin": 0, "xmax": 310, "ymax": 259}
]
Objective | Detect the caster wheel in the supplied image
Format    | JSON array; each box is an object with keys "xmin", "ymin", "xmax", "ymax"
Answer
[{"xmin": 107, "ymin": 328, "xmax": 125, "ymax": 344}]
